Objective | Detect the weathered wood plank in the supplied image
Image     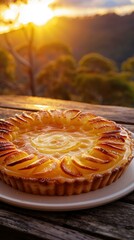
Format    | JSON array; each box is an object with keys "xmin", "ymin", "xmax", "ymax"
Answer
[
  {"xmin": 122, "ymin": 191, "xmax": 134, "ymax": 203},
  {"xmin": 0, "ymin": 108, "xmax": 29, "ymax": 118},
  {"xmin": 0, "ymin": 226, "xmax": 42, "ymax": 240},
  {"xmin": 0, "ymin": 208, "xmax": 102, "ymax": 240},
  {"xmin": 0, "ymin": 108, "xmax": 30, "ymax": 119},
  {"xmin": 0, "ymin": 95, "xmax": 134, "ymax": 124},
  {"xmin": 122, "ymin": 124, "xmax": 134, "ymax": 132},
  {"xmin": 64, "ymin": 202, "xmax": 134, "ymax": 240},
  {"xmin": 0, "ymin": 199, "xmax": 134, "ymax": 240}
]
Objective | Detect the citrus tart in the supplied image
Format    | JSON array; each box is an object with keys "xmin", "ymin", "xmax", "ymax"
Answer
[{"xmin": 0, "ymin": 109, "xmax": 133, "ymax": 196}]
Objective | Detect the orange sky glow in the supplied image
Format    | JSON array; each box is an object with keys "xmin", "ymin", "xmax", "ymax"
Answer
[{"xmin": 1, "ymin": 0, "xmax": 134, "ymax": 33}]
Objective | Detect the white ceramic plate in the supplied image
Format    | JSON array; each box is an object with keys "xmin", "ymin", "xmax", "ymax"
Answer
[{"xmin": 0, "ymin": 159, "xmax": 134, "ymax": 211}]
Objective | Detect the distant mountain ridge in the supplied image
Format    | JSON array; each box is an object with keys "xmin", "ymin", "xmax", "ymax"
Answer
[{"xmin": 1, "ymin": 13, "xmax": 134, "ymax": 66}]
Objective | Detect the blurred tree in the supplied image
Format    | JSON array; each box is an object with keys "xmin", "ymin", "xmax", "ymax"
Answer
[
  {"xmin": 37, "ymin": 55, "xmax": 76, "ymax": 99},
  {"xmin": 16, "ymin": 43, "xmax": 37, "ymax": 61},
  {"xmin": 36, "ymin": 42, "xmax": 72, "ymax": 72},
  {"xmin": 104, "ymin": 73, "xmax": 134, "ymax": 106},
  {"xmin": 121, "ymin": 57, "xmax": 134, "ymax": 72},
  {"xmin": 15, "ymin": 42, "xmax": 38, "ymax": 92},
  {"xmin": 121, "ymin": 57, "xmax": 134, "ymax": 81},
  {"xmin": 0, "ymin": 1, "xmax": 73, "ymax": 96},
  {"xmin": 79, "ymin": 53, "xmax": 117, "ymax": 74},
  {"xmin": 0, "ymin": 0, "xmax": 37, "ymax": 96},
  {"xmin": 0, "ymin": 48, "xmax": 18, "ymax": 94},
  {"xmin": 74, "ymin": 72, "xmax": 134, "ymax": 107},
  {"xmin": 37, "ymin": 42, "xmax": 71, "ymax": 61},
  {"xmin": 74, "ymin": 73, "xmax": 106, "ymax": 103},
  {"xmin": 14, "ymin": 41, "xmax": 72, "ymax": 94}
]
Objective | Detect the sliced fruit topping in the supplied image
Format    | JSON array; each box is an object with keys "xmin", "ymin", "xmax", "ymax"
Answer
[
  {"xmin": 19, "ymin": 156, "xmax": 49, "ymax": 170},
  {"xmin": 64, "ymin": 109, "xmax": 81, "ymax": 120},
  {"xmin": 0, "ymin": 129, "xmax": 12, "ymax": 138},
  {"xmin": 0, "ymin": 140, "xmax": 15, "ymax": 158},
  {"xmin": 39, "ymin": 110, "xmax": 52, "ymax": 124},
  {"xmin": 0, "ymin": 120, "xmax": 14, "ymax": 129},
  {"xmin": 88, "ymin": 116, "xmax": 106, "ymax": 124},
  {"xmin": 32, "ymin": 159, "xmax": 57, "ymax": 176},
  {"xmin": 3, "ymin": 150, "xmax": 27, "ymax": 165},
  {"xmin": 0, "ymin": 136, "xmax": 7, "ymax": 141},
  {"xmin": 94, "ymin": 147, "xmax": 116, "ymax": 158},
  {"xmin": 61, "ymin": 157, "xmax": 82, "ymax": 177},
  {"xmin": 73, "ymin": 158, "xmax": 98, "ymax": 171},
  {"xmin": 22, "ymin": 112, "xmax": 34, "ymax": 121},
  {"xmin": 82, "ymin": 154, "xmax": 111, "ymax": 164},
  {"xmin": 15, "ymin": 115, "xmax": 28, "ymax": 123},
  {"xmin": 0, "ymin": 150, "xmax": 17, "ymax": 159},
  {"xmin": 7, "ymin": 154, "xmax": 35, "ymax": 167},
  {"xmin": 0, "ymin": 141, "xmax": 14, "ymax": 150},
  {"xmin": 99, "ymin": 134, "xmax": 126, "ymax": 142},
  {"xmin": 98, "ymin": 143, "xmax": 124, "ymax": 152},
  {"xmin": 79, "ymin": 112, "xmax": 96, "ymax": 120}
]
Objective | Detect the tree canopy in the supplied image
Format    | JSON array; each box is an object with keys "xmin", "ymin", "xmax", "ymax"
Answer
[
  {"xmin": 122, "ymin": 57, "xmax": 134, "ymax": 73},
  {"xmin": 37, "ymin": 55, "xmax": 76, "ymax": 99},
  {"xmin": 79, "ymin": 53, "xmax": 117, "ymax": 74},
  {"xmin": 74, "ymin": 71, "xmax": 134, "ymax": 107},
  {"xmin": 0, "ymin": 48, "xmax": 16, "ymax": 94}
]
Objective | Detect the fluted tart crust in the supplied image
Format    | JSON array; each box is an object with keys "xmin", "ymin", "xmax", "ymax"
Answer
[{"xmin": 0, "ymin": 109, "xmax": 133, "ymax": 196}]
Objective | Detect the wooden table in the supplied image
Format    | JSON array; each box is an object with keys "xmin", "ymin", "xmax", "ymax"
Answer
[{"xmin": 0, "ymin": 95, "xmax": 134, "ymax": 240}]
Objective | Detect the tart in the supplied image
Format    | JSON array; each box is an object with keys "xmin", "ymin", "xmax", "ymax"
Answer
[{"xmin": 0, "ymin": 109, "xmax": 133, "ymax": 196}]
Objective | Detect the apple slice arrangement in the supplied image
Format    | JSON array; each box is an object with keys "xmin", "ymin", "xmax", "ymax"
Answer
[{"xmin": 0, "ymin": 109, "xmax": 133, "ymax": 195}]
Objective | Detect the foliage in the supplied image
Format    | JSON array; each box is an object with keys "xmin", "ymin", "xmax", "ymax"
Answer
[
  {"xmin": 1, "ymin": 37, "xmax": 134, "ymax": 107},
  {"xmin": 37, "ymin": 42, "xmax": 72, "ymax": 69},
  {"xmin": 74, "ymin": 71, "xmax": 134, "ymax": 107},
  {"xmin": 0, "ymin": 9, "xmax": 134, "ymax": 107},
  {"xmin": 0, "ymin": 48, "xmax": 17, "ymax": 94},
  {"xmin": 74, "ymin": 73, "xmax": 107, "ymax": 103},
  {"xmin": 121, "ymin": 57, "xmax": 134, "ymax": 73},
  {"xmin": 38, "ymin": 42, "xmax": 71, "ymax": 57},
  {"xmin": 37, "ymin": 55, "xmax": 76, "ymax": 99},
  {"xmin": 16, "ymin": 43, "xmax": 37, "ymax": 60},
  {"xmin": 79, "ymin": 53, "xmax": 117, "ymax": 73},
  {"xmin": 36, "ymin": 50, "xmax": 134, "ymax": 107},
  {"xmin": 0, "ymin": 48, "xmax": 15, "ymax": 77},
  {"xmin": 104, "ymin": 73, "xmax": 134, "ymax": 107}
]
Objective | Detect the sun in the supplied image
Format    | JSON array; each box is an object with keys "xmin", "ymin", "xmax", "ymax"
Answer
[
  {"xmin": 2, "ymin": 0, "xmax": 55, "ymax": 29},
  {"xmin": 19, "ymin": 0, "xmax": 54, "ymax": 26}
]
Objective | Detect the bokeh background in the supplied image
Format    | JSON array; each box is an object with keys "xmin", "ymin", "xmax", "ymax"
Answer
[{"xmin": 1, "ymin": 0, "xmax": 134, "ymax": 107}]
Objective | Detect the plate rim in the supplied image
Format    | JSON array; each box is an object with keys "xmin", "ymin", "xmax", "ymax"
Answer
[{"xmin": 0, "ymin": 160, "xmax": 134, "ymax": 211}]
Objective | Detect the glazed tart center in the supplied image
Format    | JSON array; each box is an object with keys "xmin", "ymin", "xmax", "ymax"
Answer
[
  {"xmin": 31, "ymin": 131, "xmax": 81, "ymax": 153},
  {"xmin": 13, "ymin": 126, "xmax": 96, "ymax": 159}
]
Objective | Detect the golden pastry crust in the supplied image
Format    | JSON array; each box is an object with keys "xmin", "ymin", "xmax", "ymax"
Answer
[{"xmin": 0, "ymin": 109, "xmax": 133, "ymax": 195}]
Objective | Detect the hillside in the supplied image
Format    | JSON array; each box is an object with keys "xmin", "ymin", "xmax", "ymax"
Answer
[{"xmin": 1, "ymin": 13, "xmax": 134, "ymax": 65}]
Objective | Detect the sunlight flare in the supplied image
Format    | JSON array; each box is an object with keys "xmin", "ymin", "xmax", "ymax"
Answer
[
  {"xmin": 1, "ymin": 0, "xmax": 55, "ymax": 31},
  {"xmin": 19, "ymin": 0, "xmax": 54, "ymax": 25}
]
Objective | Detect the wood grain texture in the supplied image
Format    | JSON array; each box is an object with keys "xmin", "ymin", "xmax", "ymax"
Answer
[
  {"xmin": 122, "ymin": 192, "xmax": 134, "ymax": 203},
  {"xmin": 0, "ymin": 198, "xmax": 134, "ymax": 240},
  {"xmin": 0, "ymin": 95, "xmax": 134, "ymax": 124},
  {"xmin": 0, "ymin": 108, "xmax": 29, "ymax": 118},
  {"xmin": 0, "ymin": 95, "xmax": 134, "ymax": 240},
  {"xmin": 0, "ymin": 206, "xmax": 102, "ymax": 240}
]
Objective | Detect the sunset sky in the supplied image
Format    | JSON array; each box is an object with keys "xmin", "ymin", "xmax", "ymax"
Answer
[
  {"xmin": 1, "ymin": 0, "xmax": 134, "ymax": 33},
  {"xmin": 51, "ymin": 0, "xmax": 134, "ymax": 16}
]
